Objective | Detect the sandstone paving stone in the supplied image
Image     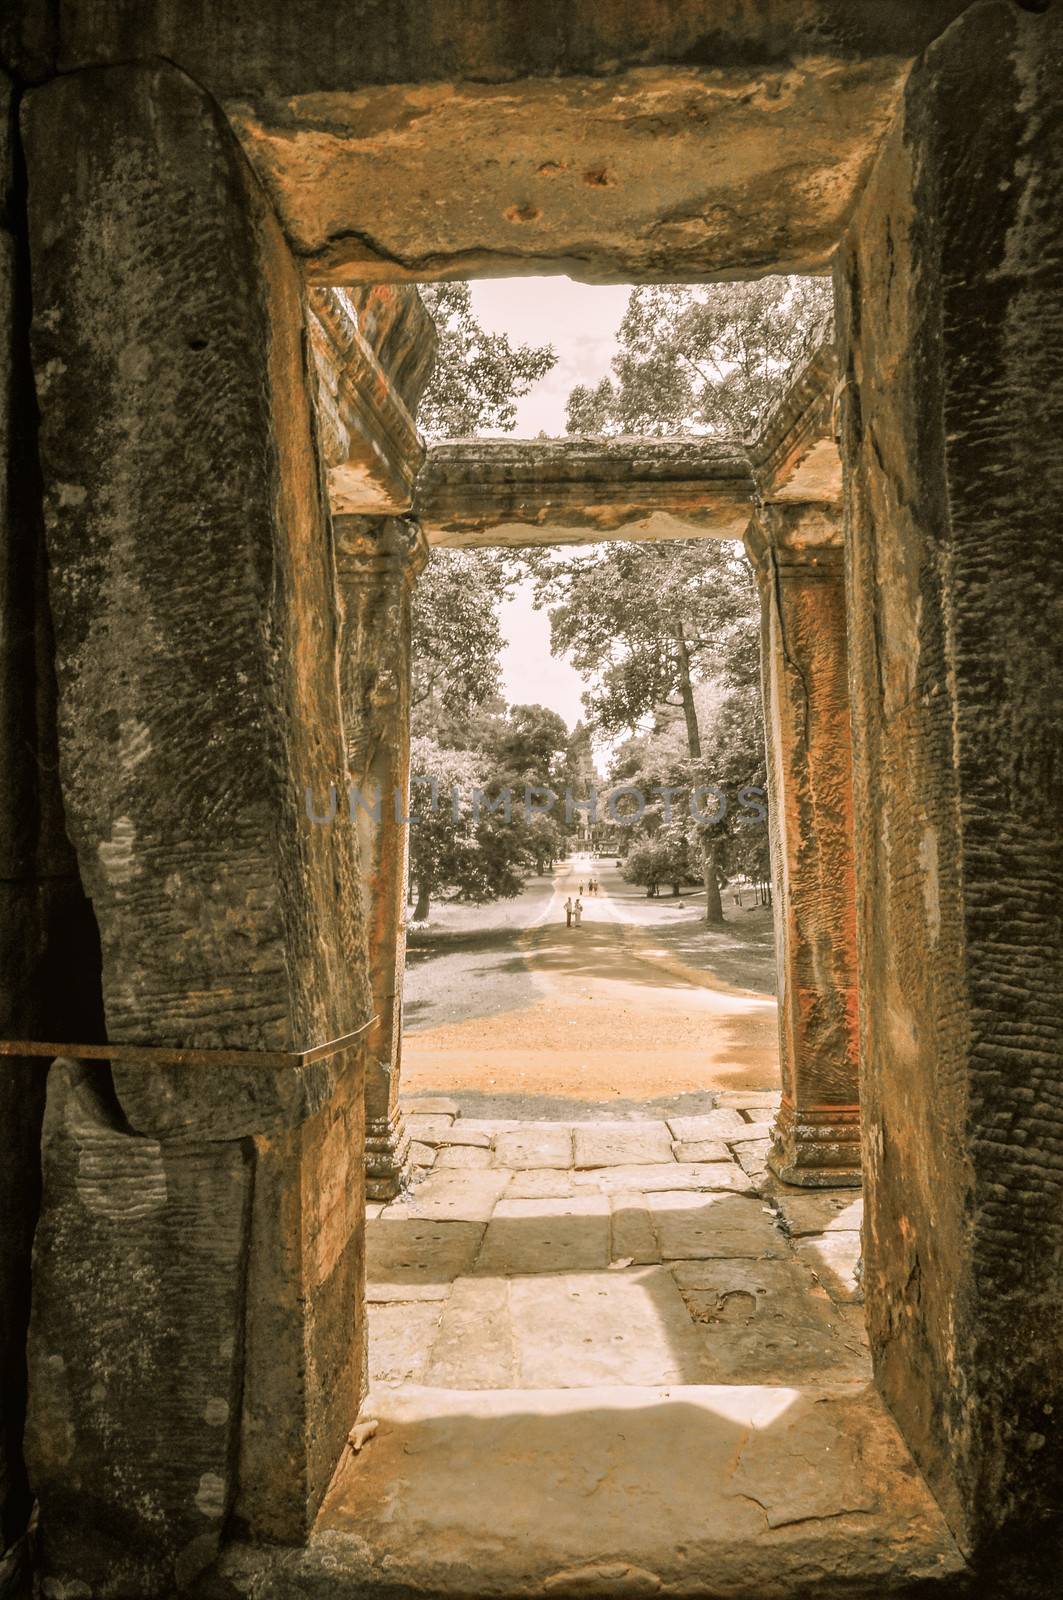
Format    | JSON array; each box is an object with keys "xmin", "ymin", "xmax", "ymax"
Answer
[
  {"xmin": 476, "ymin": 1195, "xmax": 610, "ymax": 1276},
  {"xmin": 402, "ymin": 1097, "xmax": 461, "ymax": 1117},
  {"xmin": 648, "ymin": 1192, "xmax": 790, "ymax": 1261},
  {"xmin": 609, "ymin": 1195, "xmax": 660, "ymax": 1265},
  {"xmin": 772, "ymin": 1191, "xmax": 864, "ymax": 1237},
  {"xmin": 729, "ymin": 1121, "xmax": 774, "ymax": 1143},
  {"xmin": 294, "ymin": 1384, "xmax": 966, "ymax": 1595},
  {"xmin": 366, "ymin": 1218, "xmax": 486, "ymax": 1300},
  {"xmin": 423, "ymin": 1278, "xmax": 516, "ymax": 1388},
  {"xmin": 572, "ymin": 1120, "xmax": 673, "ymax": 1169},
  {"xmin": 574, "ymin": 1162, "xmax": 755, "ymax": 1196},
  {"xmin": 504, "ymin": 1168, "xmax": 577, "ymax": 1200},
  {"xmin": 369, "ymin": 1301, "xmax": 442, "ymax": 1386},
  {"xmin": 716, "ymin": 1091, "xmax": 782, "ymax": 1111},
  {"xmin": 671, "ymin": 1257, "xmax": 871, "ymax": 1384},
  {"xmin": 794, "ymin": 1231, "xmax": 863, "ymax": 1304},
  {"xmin": 494, "ymin": 1126, "xmax": 573, "ymax": 1169},
  {"xmin": 408, "ymin": 1141, "xmax": 437, "ymax": 1168},
  {"xmin": 509, "ymin": 1268, "xmax": 710, "ymax": 1387},
  {"xmin": 434, "ymin": 1145, "xmax": 494, "ymax": 1169},
  {"xmin": 671, "ymin": 1139, "xmax": 729, "ymax": 1163},
  {"xmin": 733, "ymin": 1139, "xmax": 771, "ymax": 1178},
  {"xmin": 667, "ymin": 1110, "xmax": 747, "ymax": 1140},
  {"xmin": 393, "ymin": 1169, "xmax": 510, "ymax": 1224},
  {"xmin": 405, "ymin": 1114, "xmax": 458, "ymax": 1144},
  {"xmin": 431, "ymin": 1126, "xmax": 493, "ymax": 1149}
]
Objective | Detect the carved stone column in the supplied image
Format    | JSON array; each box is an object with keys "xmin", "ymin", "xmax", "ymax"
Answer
[
  {"xmin": 745, "ymin": 502, "xmax": 860, "ymax": 1188},
  {"xmin": 335, "ymin": 515, "xmax": 428, "ymax": 1200}
]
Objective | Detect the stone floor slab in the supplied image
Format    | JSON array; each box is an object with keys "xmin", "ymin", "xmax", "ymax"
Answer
[
  {"xmin": 432, "ymin": 1126, "xmax": 493, "ymax": 1148},
  {"xmin": 504, "ymin": 1167, "xmax": 577, "ymax": 1200},
  {"xmin": 368, "ymin": 1301, "xmax": 442, "ymax": 1385},
  {"xmin": 406, "ymin": 1114, "xmax": 457, "ymax": 1143},
  {"xmin": 283, "ymin": 1384, "xmax": 966, "ymax": 1597},
  {"xmin": 671, "ymin": 1139, "xmax": 729, "ymax": 1163},
  {"xmin": 392, "ymin": 1169, "xmax": 511, "ymax": 1224},
  {"xmin": 573, "ymin": 1161, "xmax": 754, "ymax": 1196},
  {"xmin": 434, "ymin": 1145, "xmax": 494, "ymax": 1169},
  {"xmin": 366, "ymin": 1218, "xmax": 486, "ymax": 1301},
  {"xmin": 423, "ymin": 1277, "xmax": 516, "ymax": 1388},
  {"xmin": 794, "ymin": 1230, "xmax": 864, "ymax": 1304},
  {"xmin": 648, "ymin": 1192, "xmax": 790, "ymax": 1260},
  {"xmin": 715, "ymin": 1091, "xmax": 782, "ymax": 1111},
  {"xmin": 402, "ymin": 1096, "xmax": 461, "ymax": 1117},
  {"xmin": 572, "ymin": 1121, "xmax": 674, "ymax": 1168},
  {"xmin": 509, "ymin": 1267, "xmax": 710, "ymax": 1386},
  {"xmin": 493, "ymin": 1126, "xmax": 573, "ymax": 1170},
  {"xmin": 667, "ymin": 1110, "xmax": 747, "ymax": 1140},
  {"xmin": 609, "ymin": 1194, "xmax": 660, "ymax": 1265},
  {"xmin": 476, "ymin": 1194, "xmax": 610, "ymax": 1275},
  {"xmin": 729, "ymin": 1120, "xmax": 774, "ymax": 1143},
  {"xmin": 773, "ymin": 1191, "xmax": 864, "ymax": 1237},
  {"xmin": 408, "ymin": 1141, "xmax": 437, "ymax": 1168},
  {"xmin": 672, "ymin": 1257, "xmax": 871, "ymax": 1384}
]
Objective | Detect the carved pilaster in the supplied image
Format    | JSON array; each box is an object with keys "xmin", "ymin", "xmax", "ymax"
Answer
[
  {"xmin": 335, "ymin": 515, "xmax": 429, "ymax": 1199},
  {"xmin": 745, "ymin": 503, "xmax": 861, "ymax": 1188}
]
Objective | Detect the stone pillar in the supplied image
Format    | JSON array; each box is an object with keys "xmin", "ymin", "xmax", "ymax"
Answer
[
  {"xmin": 334, "ymin": 515, "xmax": 428, "ymax": 1200},
  {"xmin": 22, "ymin": 61, "xmax": 373, "ymax": 1588},
  {"xmin": 837, "ymin": 1, "xmax": 1063, "ymax": 1573},
  {"xmin": 745, "ymin": 502, "xmax": 860, "ymax": 1188}
]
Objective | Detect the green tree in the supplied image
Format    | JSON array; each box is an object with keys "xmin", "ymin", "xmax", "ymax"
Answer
[
  {"xmin": 566, "ymin": 277, "xmax": 832, "ymax": 440},
  {"xmin": 407, "ymin": 737, "xmax": 528, "ymax": 921},
  {"xmin": 530, "ymin": 539, "xmax": 758, "ymax": 921},
  {"xmin": 411, "ymin": 549, "xmax": 509, "ymax": 731},
  {"xmin": 417, "ymin": 282, "xmax": 557, "ymax": 440}
]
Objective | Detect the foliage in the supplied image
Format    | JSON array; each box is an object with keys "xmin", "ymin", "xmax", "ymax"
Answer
[
  {"xmin": 417, "ymin": 282, "xmax": 557, "ymax": 440},
  {"xmin": 407, "ymin": 737, "xmax": 529, "ymax": 919},
  {"xmin": 566, "ymin": 277, "xmax": 832, "ymax": 440},
  {"xmin": 411, "ymin": 549, "xmax": 511, "ymax": 727}
]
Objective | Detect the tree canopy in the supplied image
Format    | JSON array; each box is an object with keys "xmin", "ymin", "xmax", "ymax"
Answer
[
  {"xmin": 417, "ymin": 282, "xmax": 557, "ymax": 440},
  {"xmin": 565, "ymin": 276, "xmax": 832, "ymax": 440}
]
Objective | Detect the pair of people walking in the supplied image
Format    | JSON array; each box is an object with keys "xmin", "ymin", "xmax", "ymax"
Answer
[{"xmin": 564, "ymin": 894, "xmax": 583, "ymax": 928}]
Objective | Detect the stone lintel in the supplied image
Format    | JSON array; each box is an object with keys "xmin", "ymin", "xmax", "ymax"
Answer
[
  {"xmin": 749, "ymin": 337, "xmax": 842, "ymax": 506},
  {"xmin": 416, "ymin": 437, "xmax": 754, "ymax": 549},
  {"xmin": 308, "ymin": 289, "xmax": 426, "ymax": 516}
]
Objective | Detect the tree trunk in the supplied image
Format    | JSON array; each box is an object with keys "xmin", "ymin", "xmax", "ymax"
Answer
[
  {"xmin": 413, "ymin": 879, "xmax": 431, "ymax": 921},
  {"xmin": 674, "ymin": 627, "xmax": 703, "ymax": 761},
  {"xmin": 702, "ymin": 838, "xmax": 725, "ymax": 925}
]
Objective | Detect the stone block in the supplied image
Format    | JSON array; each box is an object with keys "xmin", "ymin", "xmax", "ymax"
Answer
[
  {"xmin": 366, "ymin": 1218, "xmax": 486, "ymax": 1302},
  {"xmin": 476, "ymin": 1196, "xmax": 610, "ymax": 1276},
  {"xmin": 26, "ymin": 1064, "xmax": 251, "ymax": 1595},
  {"xmin": 395, "ymin": 1170, "xmax": 510, "ymax": 1224},
  {"xmin": 671, "ymin": 1140, "xmax": 729, "ymax": 1163},
  {"xmin": 369, "ymin": 1302, "xmax": 442, "ymax": 1387},
  {"xmin": 648, "ymin": 1193, "xmax": 790, "ymax": 1261},
  {"xmin": 509, "ymin": 1268, "xmax": 708, "ymax": 1387},
  {"xmin": 673, "ymin": 1257, "xmax": 870, "ymax": 1384},
  {"xmin": 423, "ymin": 1278, "xmax": 515, "ymax": 1388},
  {"xmin": 494, "ymin": 1126, "xmax": 573, "ymax": 1170},
  {"xmin": 609, "ymin": 1195, "xmax": 660, "ymax": 1266},
  {"xmin": 406, "ymin": 1114, "xmax": 457, "ymax": 1143},
  {"xmin": 403, "ymin": 1097, "xmax": 461, "ymax": 1118},
  {"xmin": 572, "ymin": 1120, "xmax": 673, "ymax": 1168},
  {"xmin": 434, "ymin": 1145, "xmax": 494, "ymax": 1169},
  {"xmin": 715, "ymin": 1092, "xmax": 781, "ymax": 1111},
  {"xmin": 504, "ymin": 1168, "xmax": 576, "ymax": 1200},
  {"xmin": 667, "ymin": 1111, "xmax": 747, "ymax": 1141},
  {"xmin": 574, "ymin": 1162, "xmax": 755, "ymax": 1196},
  {"xmin": 772, "ymin": 1192, "xmax": 863, "ymax": 1238},
  {"xmin": 794, "ymin": 1232, "xmax": 863, "ymax": 1305},
  {"xmin": 22, "ymin": 61, "xmax": 372, "ymax": 1143}
]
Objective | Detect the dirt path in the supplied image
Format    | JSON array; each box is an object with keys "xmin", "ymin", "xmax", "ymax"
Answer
[{"xmin": 402, "ymin": 859, "xmax": 779, "ymax": 1101}]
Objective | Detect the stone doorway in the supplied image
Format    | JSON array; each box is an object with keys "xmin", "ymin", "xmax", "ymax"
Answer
[{"xmin": 4, "ymin": 5, "xmax": 1061, "ymax": 1594}]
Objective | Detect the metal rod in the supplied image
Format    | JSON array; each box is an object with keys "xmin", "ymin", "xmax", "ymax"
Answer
[{"xmin": 0, "ymin": 1017, "xmax": 376, "ymax": 1069}]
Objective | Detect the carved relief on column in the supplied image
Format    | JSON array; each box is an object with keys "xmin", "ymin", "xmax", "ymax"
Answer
[
  {"xmin": 334, "ymin": 515, "xmax": 429, "ymax": 1200},
  {"xmin": 745, "ymin": 502, "xmax": 861, "ymax": 1188}
]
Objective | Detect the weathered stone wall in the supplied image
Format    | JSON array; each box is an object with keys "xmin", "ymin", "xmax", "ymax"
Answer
[
  {"xmin": 0, "ymin": 67, "xmax": 105, "ymax": 1566},
  {"xmin": 21, "ymin": 59, "xmax": 373, "ymax": 1588},
  {"xmin": 837, "ymin": 0, "xmax": 1063, "ymax": 1570},
  {"xmin": 1, "ymin": 3, "xmax": 972, "ymax": 285}
]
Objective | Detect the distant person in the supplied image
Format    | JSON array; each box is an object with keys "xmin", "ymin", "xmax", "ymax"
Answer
[
  {"xmin": 579, "ymin": 882, "xmax": 584, "ymax": 896},
  {"xmin": 574, "ymin": 896, "xmax": 583, "ymax": 927},
  {"xmin": 564, "ymin": 895, "xmax": 573, "ymax": 928}
]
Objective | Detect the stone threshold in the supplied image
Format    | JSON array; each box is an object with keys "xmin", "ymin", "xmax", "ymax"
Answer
[{"xmin": 209, "ymin": 1383, "xmax": 968, "ymax": 1599}]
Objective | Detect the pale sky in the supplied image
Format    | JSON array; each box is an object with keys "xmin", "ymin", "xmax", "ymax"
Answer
[{"xmin": 468, "ymin": 277, "xmax": 631, "ymax": 731}]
